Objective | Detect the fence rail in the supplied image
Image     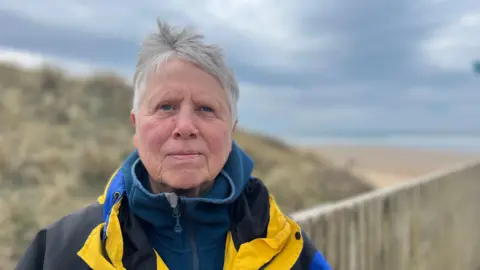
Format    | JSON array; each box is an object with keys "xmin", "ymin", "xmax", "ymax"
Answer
[{"xmin": 291, "ymin": 160, "xmax": 480, "ymax": 270}]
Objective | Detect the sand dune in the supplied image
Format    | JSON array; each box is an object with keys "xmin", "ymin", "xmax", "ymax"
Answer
[{"xmin": 307, "ymin": 145, "xmax": 480, "ymax": 188}]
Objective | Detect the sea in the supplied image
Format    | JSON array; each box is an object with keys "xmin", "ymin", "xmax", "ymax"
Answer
[{"xmin": 288, "ymin": 132, "xmax": 480, "ymax": 154}]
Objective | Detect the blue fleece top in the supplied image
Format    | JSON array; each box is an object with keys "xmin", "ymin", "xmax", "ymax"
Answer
[{"xmin": 123, "ymin": 142, "xmax": 254, "ymax": 270}]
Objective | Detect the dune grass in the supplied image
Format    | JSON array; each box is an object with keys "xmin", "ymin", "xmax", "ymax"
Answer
[{"xmin": 0, "ymin": 62, "xmax": 373, "ymax": 267}]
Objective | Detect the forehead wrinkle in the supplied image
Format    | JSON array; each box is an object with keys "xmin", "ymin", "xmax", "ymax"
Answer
[
  {"xmin": 143, "ymin": 65, "xmax": 230, "ymax": 115},
  {"xmin": 145, "ymin": 87, "xmax": 176, "ymax": 110}
]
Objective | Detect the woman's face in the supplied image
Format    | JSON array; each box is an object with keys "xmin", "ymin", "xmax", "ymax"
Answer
[{"xmin": 132, "ymin": 59, "xmax": 235, "ymax": 194}]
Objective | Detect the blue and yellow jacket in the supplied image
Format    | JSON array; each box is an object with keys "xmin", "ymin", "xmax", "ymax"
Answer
[{"xmin": 16, "ymin": 150, "xmax": 331, "ymax": 269}]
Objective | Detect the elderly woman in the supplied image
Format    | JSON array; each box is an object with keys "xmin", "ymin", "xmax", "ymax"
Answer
[{"xmin": 16, "ymin": 19, "xmax": 331, "ymax": 270}]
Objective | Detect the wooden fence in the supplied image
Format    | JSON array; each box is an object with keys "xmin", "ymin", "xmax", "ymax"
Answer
[{"xmin": 291, "ymin": 160, "xmax": 480, "ymax": 270}]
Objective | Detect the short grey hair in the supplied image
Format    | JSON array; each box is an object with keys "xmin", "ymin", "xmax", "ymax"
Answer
[{"xmin": 132, "ymin": 18, "xmax": 239, "ymax": 123}]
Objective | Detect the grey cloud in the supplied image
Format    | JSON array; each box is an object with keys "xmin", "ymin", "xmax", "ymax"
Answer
[
  {"xmin": 0, "ymin": 10, "xmax": 139, "ymax": 69},
  {"xmin": 1, "ymin": 0, "xmax": 480, "ymax": 139},
  {"xmin": 0, "ymin": 9, "xmax": 294, "ymax": 85}
]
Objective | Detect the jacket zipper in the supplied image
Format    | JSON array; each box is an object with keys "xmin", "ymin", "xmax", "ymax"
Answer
[
  {"xmin": 166, "ymin": 193, "xmax": 183, "ymax": 234},
  {"xmin": 166, "ymin": 193, "xmax": 199, "ymax": 270}
]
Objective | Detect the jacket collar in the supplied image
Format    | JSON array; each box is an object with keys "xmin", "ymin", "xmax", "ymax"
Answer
[{"xmin": 90, "ymin": 176, "xmax": 304, "ymax": 269}]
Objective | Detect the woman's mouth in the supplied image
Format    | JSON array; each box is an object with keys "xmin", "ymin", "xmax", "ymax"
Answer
[{"xmin": 167, "ymin": 151, "xmax": 202, "ymax": 160}]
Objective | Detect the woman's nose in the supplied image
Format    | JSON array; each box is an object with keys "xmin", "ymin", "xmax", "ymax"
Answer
[{"xmin": 172, "ymin": 108, "xmax": 199, "ymax": 139}]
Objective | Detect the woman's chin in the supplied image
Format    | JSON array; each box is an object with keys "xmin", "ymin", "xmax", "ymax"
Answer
[{"xmin": 162, "ymin": 171, "xmax": 210, "ymax": 191}]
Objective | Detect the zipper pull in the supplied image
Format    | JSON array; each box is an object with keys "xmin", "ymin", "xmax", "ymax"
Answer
[{"xmin": 165, "ymin": 192, "xmax": 183, "ymax": 234}]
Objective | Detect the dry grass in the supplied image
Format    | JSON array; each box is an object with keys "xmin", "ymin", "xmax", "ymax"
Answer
[{"xmin": 0, "ymin": 62, "xmax": 373, "ymax": 267}]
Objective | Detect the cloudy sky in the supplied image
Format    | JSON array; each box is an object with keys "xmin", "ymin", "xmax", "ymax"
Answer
[{"xmin": 0, "ymin": 0, "xmax": 479, "ymax": 143}]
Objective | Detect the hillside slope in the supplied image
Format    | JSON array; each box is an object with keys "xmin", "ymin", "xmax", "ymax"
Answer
[{"xmin": 0, "ymin": 63, "xmax": 373, "ymax": 266}]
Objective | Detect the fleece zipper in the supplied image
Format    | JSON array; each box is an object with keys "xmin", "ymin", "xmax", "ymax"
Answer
[{"xmin": 165, "ymin": 193, "xmax": 200, "ymax": 270}]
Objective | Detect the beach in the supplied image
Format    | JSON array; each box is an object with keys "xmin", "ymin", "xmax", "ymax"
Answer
[{"xmin": 308, "ymin": 145, "xmax": 480, "ymax": 188}]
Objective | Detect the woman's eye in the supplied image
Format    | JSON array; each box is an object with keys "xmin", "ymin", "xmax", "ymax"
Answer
[
  {"xmin": 199, "ymin": 106, "xmax": 214, "ymax": 113},
  {"xmin": 159, "ymin": 104, "xmax": 174, "ymax": 111}
]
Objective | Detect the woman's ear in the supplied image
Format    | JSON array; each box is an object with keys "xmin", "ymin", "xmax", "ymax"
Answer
[
  {"xmin": 131, "ymin": 110, "xmax": 139, "ymax": 148},
  {"xmin": 232, "ymin": 120, "xmax": 238, "ymax": 132},
  {"xmin": 130, "ymin": 109, "xmax": 136, "ymax": 126}
]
